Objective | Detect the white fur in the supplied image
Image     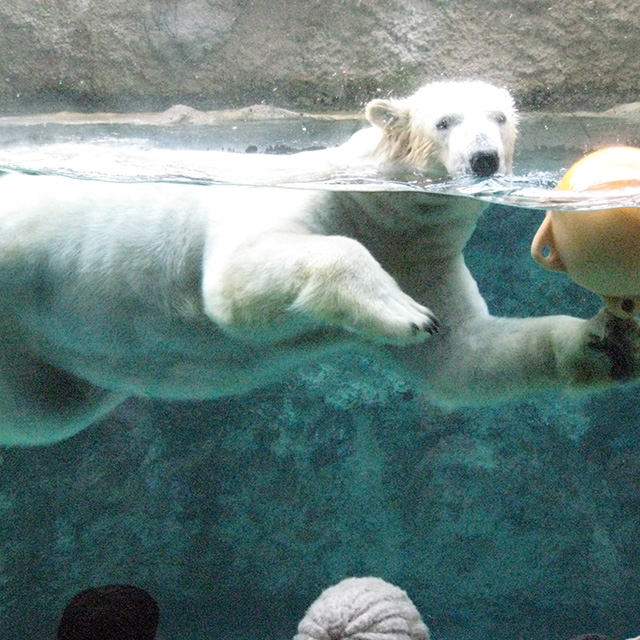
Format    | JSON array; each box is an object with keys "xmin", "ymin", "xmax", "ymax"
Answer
[
  {"xmin": 294, "ymin": 577, "xmax": 429, "ymax": 640},
  {"xmin": 357, "ymin": 80, "xmax": 517, "ymax": 177},
  {"xmin": 0, "ymin": 80, "xmax": 638, "ymax": 446}
]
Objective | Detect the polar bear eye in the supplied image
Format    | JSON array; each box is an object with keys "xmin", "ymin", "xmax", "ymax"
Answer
[
  {"xmin": 435, "ymin": 117, "xmax": 452, "ymax": 131},
  {"xmin": 494, "ymin": 112, "xmax": 507, "ymax": 125}
]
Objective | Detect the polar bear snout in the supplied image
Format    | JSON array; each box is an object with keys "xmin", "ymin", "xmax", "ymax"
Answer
[
  {"xmin": 470, "ymin": 149, "xmax": 500, "ymax": 177},
  {"xmin": 446, "ymin": 141, "xmax": 505, "ymax": 178}
]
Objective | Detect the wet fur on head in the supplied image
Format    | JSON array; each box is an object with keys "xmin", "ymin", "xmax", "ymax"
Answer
[
  {"xmin": 365, "ymin": 80, "xmax": 518, "ymax": 176},
  {"xmin": 366, "ymin": 99, "xmax": 439, "ymax": 169}
]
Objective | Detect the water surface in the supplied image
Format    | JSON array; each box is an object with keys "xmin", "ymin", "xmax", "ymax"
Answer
[{"xmin": 1, "ymin": 114, "xmax": 640, "ymax": 212}]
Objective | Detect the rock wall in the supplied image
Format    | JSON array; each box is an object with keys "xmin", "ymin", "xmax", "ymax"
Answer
[{"xmin": 1, "ymin": 0, "xmax": 639, "ymax": 114}]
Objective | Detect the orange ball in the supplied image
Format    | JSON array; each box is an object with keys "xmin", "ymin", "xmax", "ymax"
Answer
[
  {"xmin": 531, "ymin": 146, "xmax": 640, "ymax": 318},
  {"xmin": 557, "ymin": 146, "xmax": 640, "ymax": 191}
]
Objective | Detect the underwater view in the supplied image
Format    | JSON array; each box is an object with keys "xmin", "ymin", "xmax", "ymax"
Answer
[
  {"xmin": 1, "ymin": 2, "xmax": 640, "ymax": 640},
  {"xmin": 0, "ymin": 107, "xmax": 639, "ymax": 640}
]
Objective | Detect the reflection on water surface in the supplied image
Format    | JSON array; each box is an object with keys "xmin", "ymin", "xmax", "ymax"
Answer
[{"xmin": 1, "ymin": 113, "xmax": 640, "ymax": 211}]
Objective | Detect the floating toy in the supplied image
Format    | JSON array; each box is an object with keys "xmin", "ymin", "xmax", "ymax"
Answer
[{"xmin": 531, "ymin": 146, "xmax": 640, "ymax": 318}]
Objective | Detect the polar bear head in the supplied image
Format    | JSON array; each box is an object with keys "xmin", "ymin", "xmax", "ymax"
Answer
[{"xmin": 364, "ymin": 80, "xmax": 517, "ymax": 179}]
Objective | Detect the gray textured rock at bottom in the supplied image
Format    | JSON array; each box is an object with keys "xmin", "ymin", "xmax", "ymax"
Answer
[{"xmin": 295, "ymin": 577, "xmax": 430, "ymax": 640}]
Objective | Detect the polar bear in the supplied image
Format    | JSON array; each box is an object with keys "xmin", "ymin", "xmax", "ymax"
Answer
[{"xmin": 0, "ymin": 80, "xmax": 638, "ymax": 446}]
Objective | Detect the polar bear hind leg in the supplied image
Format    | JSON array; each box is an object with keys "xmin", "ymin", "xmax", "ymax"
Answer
[{"xmin": 0, "ymin": 343, "xmax": 126, "ymax": 446}]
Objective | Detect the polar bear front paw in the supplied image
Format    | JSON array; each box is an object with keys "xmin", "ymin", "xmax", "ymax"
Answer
[
  {"xmin": 557, "ymin": 308, "xmax": 640, "ymax": 388},
  {"xmin": 586, "ymin": 310, "xmax": 640, "ymax": 381},
  {"xmin": 359, "ymin": 290, "xmax": 440, "ymax": 345},
  {"xmin": 297, "ymin": 285, "xmax": 440, "ymax": 345},
  {"xmin": 292, "ymin": 242, "xmax": 440, "ymax": 345}
]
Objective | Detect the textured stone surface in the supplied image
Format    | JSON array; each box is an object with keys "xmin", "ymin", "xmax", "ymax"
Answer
[{"xmin": 0, "ymin": 0, "xmax": 639, "ymax": 114}]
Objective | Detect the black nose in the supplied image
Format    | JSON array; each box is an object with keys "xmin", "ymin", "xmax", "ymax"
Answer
[{"xmin": 470, "ymin": 151, "xmax": 500, "ymax": 177}]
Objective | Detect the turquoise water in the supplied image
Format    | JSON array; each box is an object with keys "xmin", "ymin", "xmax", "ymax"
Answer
[{"xmin": 0, "ymin": 119, "xmax": 639, "ymax": 639}]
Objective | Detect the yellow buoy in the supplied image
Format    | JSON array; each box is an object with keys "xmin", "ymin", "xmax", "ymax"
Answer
[{"xmin": 531, "ymin": 146, "xmax": 640, "ymax": 318}]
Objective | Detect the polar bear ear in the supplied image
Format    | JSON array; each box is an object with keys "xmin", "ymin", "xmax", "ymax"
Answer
[{"xmin": 365, "ymin": 99, "xmax": 410, "ymax": 131}]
